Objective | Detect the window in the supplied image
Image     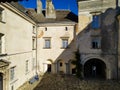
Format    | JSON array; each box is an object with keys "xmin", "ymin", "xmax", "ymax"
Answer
[
  {"xmin": 65, "ymin": 27, "xmax": 68, "ymax": 31},
  {"xmin": 0, "ymin": 7, "xmax": 4, "ymax": 22},
  {"xmin": 0, "ymin": 10, "xmax": 2, "ymax": 21},
  {"xmin": 0, "ymin": 36, "xmax": 2, "ymax": 53},
  {"xmin": 91, "ymin": 38, "xmax": 101, "ymax": 49},
  {"xmin": 26, "ymin": 60, "xmax": 29, "ymax": 73},
  {"xmin": 32, "ymin": 58, "xmax": 35, "ymax": 70},
  {"xmin": 33, "ymin": 26, "xmax": 36, "ymax": 34},
  {"xmin": 44, "ymin": 38, "xmax": 51, "ymax": 49},
  {"xmin": 45, "ymin": 27, "xmax": 47, "ymax": 31},
  {"xmin": 10, "ymin": 67, "xmax": 15, "ymax": 80},
  {"xmin": 92, "ymin": 15, "xmax": 100, "ymax": 29},
  {"xmin": 0, "ymin": 33, "xmax": 4, "ymax": 54},
  {"xmin": 62, "ymin": 39, "xmax": 68, "ymax": 48},
  {"xmin": 32, "ymin": 38, "xmax": 36, "ymax": 50}
]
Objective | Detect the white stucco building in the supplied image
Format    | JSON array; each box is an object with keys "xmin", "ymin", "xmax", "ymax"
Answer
[
  {"xmin": 0, "ymin": 2, "xmax": 37, "ymax": 90},
  {"xmin": 0, "ymin": 0, "xmax": 78, "ymax": 90}
]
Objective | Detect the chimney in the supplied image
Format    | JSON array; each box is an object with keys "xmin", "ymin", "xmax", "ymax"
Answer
[
  {"xmin": 46, "ymin": 0, "xmax": 56, "ymax": 18},
  {"xmin": 37, "ymin": 0, "xmax": 42, "ymax": 14}
]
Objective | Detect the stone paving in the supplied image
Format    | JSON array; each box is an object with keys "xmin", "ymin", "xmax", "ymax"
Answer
[
  {"xmin": 17, "ymin": 75, "xmax": 41, "ymax": 90},
  {"xmin": 34, "ymin": 73, "xmax": 120, "ymax": 90}
]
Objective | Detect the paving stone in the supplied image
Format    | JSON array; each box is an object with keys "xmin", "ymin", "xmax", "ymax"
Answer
[{"xmin": 18, "ymin": 73, "xmax": 120, "ymax": 90}]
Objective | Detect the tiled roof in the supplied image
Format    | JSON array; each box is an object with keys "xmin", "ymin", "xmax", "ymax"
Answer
[
  {"xmin": 27, "ymin": 9, "xmax": 78, "ymax": 23},
  {"xmin": 10, "ymin": 2, "xmax": 26, "ymax": 12},
  {"xmin": 7, "ymin": 2, "xmax": 78, "ymax": 23}
]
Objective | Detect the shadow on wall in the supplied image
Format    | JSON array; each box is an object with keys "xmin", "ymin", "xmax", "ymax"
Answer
[{"xmin": 34, "ymin": 7, "xmax": 119, "ymax": 89}]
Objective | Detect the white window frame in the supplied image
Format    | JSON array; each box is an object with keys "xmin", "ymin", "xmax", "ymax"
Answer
[
  {"xmin": 61, "ymin": 37, "xmax": 69, "ymax": 49},
  {"xmin": 10, "ymin": 67, "xmax": 15, "ymax": 81},
  {"xmin": 43, "ymin": 37, "xmax": 51, "ymax": 49},
  {"xmin": 25, "ymin": 60, "xmax": 29, "ymax": 73}
]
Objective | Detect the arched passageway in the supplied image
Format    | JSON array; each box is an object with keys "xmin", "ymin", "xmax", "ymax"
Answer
[
  {"xmin": 84, "ymin": 59, "xmax": 106, "ymax": 79},
  {"xmin": 0, "ymin": 73, "xmax": 3, "ymax": 90}
]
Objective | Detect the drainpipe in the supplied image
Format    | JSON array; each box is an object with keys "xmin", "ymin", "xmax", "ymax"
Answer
[{"xmin": 35, "ymin": 25, "xmax": 38, "ymax": 75}]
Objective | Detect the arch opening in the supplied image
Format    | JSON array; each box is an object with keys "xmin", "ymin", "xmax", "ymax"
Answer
[
  {"xmin": 84, "ymin": 58, "xmax": 106, "ymax": 79},
  {"xmin": 0, "ymin": 73, "xmax": 3, "ymax": 90}
]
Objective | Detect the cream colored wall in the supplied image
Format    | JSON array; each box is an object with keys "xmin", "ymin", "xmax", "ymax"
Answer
[
  {"xmin": 37, "ymin": 24, "xmax": 76, "ymax": 74},
  {"xmin": 0, "ymin": 4, "xmax": 36, "ymax": 90}
]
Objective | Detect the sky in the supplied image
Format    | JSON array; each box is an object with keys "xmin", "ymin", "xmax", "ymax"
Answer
[{"xmin": 19, "ymin": 0, "xmax": 78, "ymax": 15}]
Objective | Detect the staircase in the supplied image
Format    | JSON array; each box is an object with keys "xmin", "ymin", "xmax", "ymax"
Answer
[{"xmin": 34, "ymin": 73, "xmax": 120, "ymax": 90}]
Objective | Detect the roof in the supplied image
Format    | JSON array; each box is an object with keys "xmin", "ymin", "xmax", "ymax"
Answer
[
  {"xmin": 10, "ymin": 1, "xmax": 26, "ymax": 12},
  {"xmin": 27, "ymin": 9, "xmax": 78, "ymax": 23},
  {"xmin": 5, "ymin": 1, "xmax": 78, "ymax": 24}
]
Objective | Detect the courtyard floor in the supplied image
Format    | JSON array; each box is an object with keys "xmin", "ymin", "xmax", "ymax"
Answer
[{"xmin": 33, "ymin": 73, "xmax": 120, "ymax": 90}]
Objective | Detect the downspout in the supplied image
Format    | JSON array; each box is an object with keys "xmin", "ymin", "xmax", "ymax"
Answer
[{"xmin": 36, "ymin": 25, "xmax": 38, "ymax": 75}]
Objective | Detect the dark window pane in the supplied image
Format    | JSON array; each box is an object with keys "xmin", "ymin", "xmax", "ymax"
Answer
[{"xmin": 60, "ymin": 62, "xmax": 62, "ymax": 67}]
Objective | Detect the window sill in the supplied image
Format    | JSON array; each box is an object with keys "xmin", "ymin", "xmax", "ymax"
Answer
[
  {"xmin": 0, "ymin": 20, "xmax": 6, "ymax": 24},
  {"xmin": 10, "ymin": 79, "xmax": 18, "ymax": 85},
  {"xmin": 0, "ymin": 53, "xmax": 7, "ymax": 56},
  {"xmin": 91, "ymin": 48, "xmax": 101, "ymax": 49},
  {"xmin": 32, "ymin": 49, "xmax": 36, "ymax": 50},
  {"xmin": 43, "ymin": 47, "xmax": 51, "ymax": 49},
  {"xmin": 32, "ymin": 32, "xmax": 36, "ymax": 34},
  {"xmin": 61, "ymin": 47, "xmax": 70, "ymax": 49},
  {"xmin": 92, "ymin": 28, "xmax": 100, "ymax": 30}
]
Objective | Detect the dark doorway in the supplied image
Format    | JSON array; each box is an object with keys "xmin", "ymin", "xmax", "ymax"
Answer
[
  {"xmin": 47, "ymin": 64, "xmax": 51, "ymax": 72},
  {"xmin": 72, "ymin": 68, "xmax": 76, "ymax": 75},
  {"xmin": 84, "ymin": 59, "xmax": 106, "ymax": 79},
  {"xmin": 0, "ymin": 73, "xmax": 3, "ymax": 90}
]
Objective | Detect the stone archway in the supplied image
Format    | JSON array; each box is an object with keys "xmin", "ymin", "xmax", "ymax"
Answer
[
  {"xmin": 0, "ymin": 73, "xmax": 3, "ymax": 90},
  {"xmin": 84, "ymin": 58, "xmax": 106, "ymax": 79}
]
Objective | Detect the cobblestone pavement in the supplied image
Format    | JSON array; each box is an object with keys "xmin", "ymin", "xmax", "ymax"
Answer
[
  {"xmin": 17, "ymin": 75, "xmax": 41, "ymax": 90},
  {"xmin": 34, "ymin": 73, "xmax": 120, "ymax": 90}
]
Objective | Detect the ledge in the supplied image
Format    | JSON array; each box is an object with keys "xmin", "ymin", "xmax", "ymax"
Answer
[
  {"xmin": 0, "ymin": 53, "xmax": 7, "ymax": 57},
  {"xmin": 78, "ymin": 0, "xmax": 116, "ymax": 12}
]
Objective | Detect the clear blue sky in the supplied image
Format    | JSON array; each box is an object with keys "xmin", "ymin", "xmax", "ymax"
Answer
[{"xmin": 19, "ymin": 0, "xmax": 78, "ymax": 15}]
